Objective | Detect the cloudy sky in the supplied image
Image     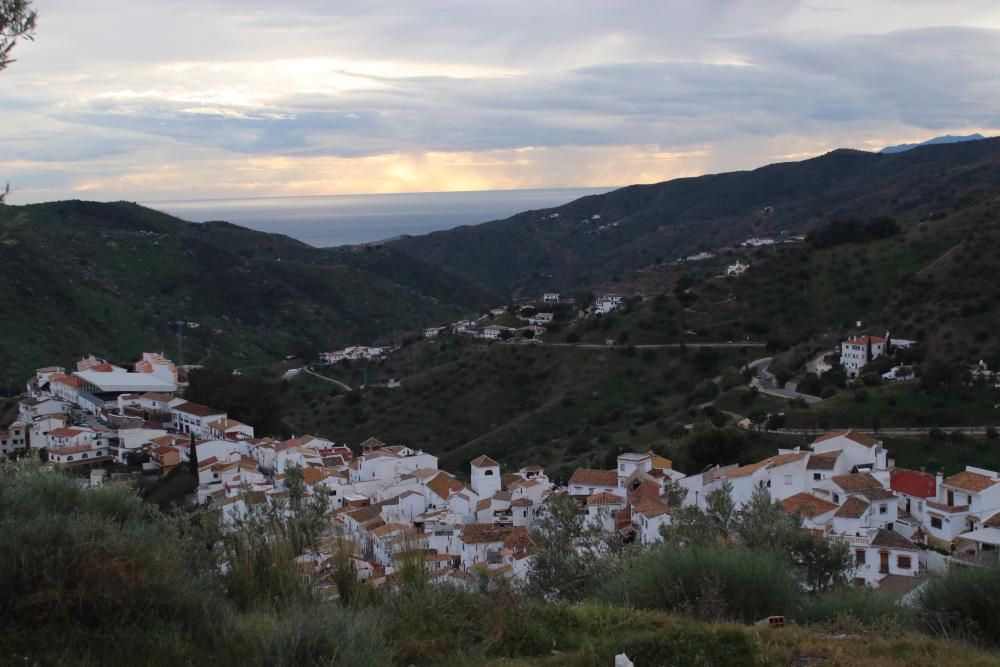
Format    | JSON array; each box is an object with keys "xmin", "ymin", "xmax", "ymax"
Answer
[{"xmin": 2, "ymin": 0, "xmax": 1000, "ymax": 203}]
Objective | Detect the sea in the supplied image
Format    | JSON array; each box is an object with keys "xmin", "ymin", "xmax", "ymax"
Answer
[{"xmin": 146, "ymin": 187, "xmax": 613, "ymax": 248}]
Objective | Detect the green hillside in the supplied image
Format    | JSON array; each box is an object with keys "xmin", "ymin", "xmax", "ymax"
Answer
[
  {"xmin": 392, "ymin": 137, "xmax": 1000, "ymax": 296},
  {"xmin": 0, "ymin": 201, "xmax": 492, "ymax": 384},
  {"xmin": 283, "ymin": 337, "xmax": 751, "ymax": 477}
]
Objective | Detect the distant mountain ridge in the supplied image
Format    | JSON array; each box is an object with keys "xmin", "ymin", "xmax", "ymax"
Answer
[
  {"xmin": 391, "ymin": 136, "xmax": 1000, "ymax": 296},
  {"xmin": 880, "ymin": 133, "xmax": 986, "ymax": 154}
]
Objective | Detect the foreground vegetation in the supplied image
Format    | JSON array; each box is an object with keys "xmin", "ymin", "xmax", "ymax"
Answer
[{"xmin": 4, "ymin": 463, "xmax": 1000, "ymax": 666}]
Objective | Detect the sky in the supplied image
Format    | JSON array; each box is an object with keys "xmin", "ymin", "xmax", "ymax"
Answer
[{"xmin": 2, "ymin": 0, "xmax": 1000, "ymax": 203}]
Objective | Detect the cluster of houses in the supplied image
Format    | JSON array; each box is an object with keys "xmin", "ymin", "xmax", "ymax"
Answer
[
  {"xmin": 7, "ymin": 350, "xmax": 1000, "ymax": 593},
  {"xmin": 726, "ymin": 261, "xmax": 749, "ymax": 277},
  {"xmin": 319, "ymin": 345, "xmax": 392, "ymax": 364},
  {"xmin": 569, "ymin": 428, "xmax": 1000, "ymax": 588}
]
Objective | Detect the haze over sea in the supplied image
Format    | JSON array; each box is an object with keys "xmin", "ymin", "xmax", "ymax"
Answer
[{"xmin": 146, "ymin": 187, "xmax": 612, "ymax": 248}]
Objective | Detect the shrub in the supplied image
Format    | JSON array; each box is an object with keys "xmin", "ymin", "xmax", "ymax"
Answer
[
  {"xmin": 594, "ymin": 545, "xmax": 801, "ymax": 623},
  {"xmin": 798, "ymin": 588, "xmax": 908, "ymax": 629},
  {"xmin": 916, "ymin": 564, "xmax": 1000, "ymax": 646}
]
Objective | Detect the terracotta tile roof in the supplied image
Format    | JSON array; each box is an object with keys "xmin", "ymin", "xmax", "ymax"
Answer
[
  {"xmin": 511, "ymin": 497, "xmax": 533, "ymax": 507},
  {"xmin": 807, "ymin": 451, "xmax": 841, "ymax": 470},
  {"xmin": 52, "ymin": 375, "xmax": 84, "ymax": 388},
  {"xmin": 501, "ymin": 473, "xmax": 523, "ymax": 490},
  {"xmin": 475, "ymin": 498, "xmax": 491, "ymax": 512},
  {"xmin": 569, "ymin": 468, "xmax": 618, "ymax": 488},
  {"xmin": 470, "ymin": 455, "xmax": 499, "ymax": 468},
  {"xmin": 586, "ymin": 491, "xmax": 624, "ymax": 506},
  {"xmin": 719, "ymin": 460, "xmax": 769, "ymax": 479},
  {"xmin": 782, "ymin": 492, "xmax": 838, "ymax": 518},
  {"xmin": 984, "ymin": 512, "xmax": 1000, "ymax": 528},
  {"xmin": 632, "ymin": 497, "xmax": 670, "ymax": 519},
  {"xmin": 812, "ymin": 429, "xmax": 878, "ymax": 449},
  {"xmin": 173, "ymin": 401, "xmax": 224, "ymax": 418},
  {"xmin": 426, "ymin": 472, "xmax": 463, "ymax": 500},
  {"xmin": 871, "ymin": 528, "xmax": 918, "ymax": 551},
  {"xmin": 926, "ymin": 500, "xmax": 969, "ymax": 514},
  {"xmin": 141, "ymin": 392, "xmax": 175, "ymax": 403},
  {"xmin": 459, "ymin": 523, "xmax": 512, "ymax": 544},
  {"xmin": 890, "ymin": 469, "xmax": 937, "ymax": 498},
  {"xmin": 646, "ymin": 451, "xmax": 673, "ymax": 470},
  {"xmin": 858, "ymin": 488, "xmax": 896, "ymax": 502},
  {"xmin": 944, "ymin": 470, "xmax": 999, "ymax": 494},
  {"xmin": 834, "ymin": 496, "xmax": 870, "ymax": 519},
  {"xmin": 48, "ymin": 427, "xmax": 85, "ymax": 438},
  {"xmin": 360, "ymin": 437, "xmax": 387, "ymax": 450},
  {"xmin": 831, "ymin": 472, "xmax": 882, "ymax": 492},
  {"xmin": 301, "ymin": 467, "xmax": 332, "ymax": 486}
]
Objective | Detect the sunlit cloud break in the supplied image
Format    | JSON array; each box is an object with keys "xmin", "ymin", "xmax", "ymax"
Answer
[{"xmin": 2, "ymin": 0, "xmax": 1000, "ymax": 203}]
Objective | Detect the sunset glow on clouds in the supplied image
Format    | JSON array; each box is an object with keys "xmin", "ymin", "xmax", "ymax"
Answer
[{"xmin": 2, "ymin": 0, "xmax": 1000, "ymax": 202}]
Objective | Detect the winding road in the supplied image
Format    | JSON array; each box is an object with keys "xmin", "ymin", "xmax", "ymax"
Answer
[
  {"xmin": 302, "ymin": 367, "xmax": 353, "ymax": 393},
  {"xmin": 747, "ymin": 357, "xmax": 823, "ymax": 404}
]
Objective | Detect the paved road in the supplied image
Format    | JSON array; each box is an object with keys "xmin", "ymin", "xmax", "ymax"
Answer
[
  {"xmin": 302, "ymin": 367, "xmax": 353, "ymax": 393},
  {"xmin": 747, "ymin": 357, "xmax": 823, "ymax": 404},
  {"xmin": 541, "ymin": 341, "xmax": 767, "ymax": 350},
  {"xmin": 753, "ymin": 426, "xmax": 997, "ymax": 437}
]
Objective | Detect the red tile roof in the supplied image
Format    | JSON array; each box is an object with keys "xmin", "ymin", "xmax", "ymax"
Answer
[{"xmin": 890, "ymin": 469, "xmax": 937, "ymax": 498}]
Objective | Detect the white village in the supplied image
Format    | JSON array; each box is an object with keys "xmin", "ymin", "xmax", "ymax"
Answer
[{"xmin": 5, "ymin": 343, "xmax": 1000, "ymax": 600}]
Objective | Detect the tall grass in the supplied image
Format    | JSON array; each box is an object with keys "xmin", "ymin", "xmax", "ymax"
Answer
[
  {"xmin": 797, "ymin": 587, "xmax": 909, "ymax": 629},
  {"xmin": 916, "ymin": 563, "xmax": 1000, "ymax": 647},
  {"xmin": 594, "ymin": 544, "xmax": 801, "ymax": 623}
]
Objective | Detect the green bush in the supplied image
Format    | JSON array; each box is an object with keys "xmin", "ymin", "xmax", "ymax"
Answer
[{"xmin": 594, "ymin": 545, "xmax": 800, "ymax": 623}]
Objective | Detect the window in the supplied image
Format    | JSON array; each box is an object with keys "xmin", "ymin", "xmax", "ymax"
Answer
[
  {"xmin": 813, "ymin": 473, "xmax": 822, "ymax": 481},
  {"xmin": 931, "ymin": 516, "xmax": 943, "ymax": 529},
  {"xmin": 784, "ymin": 475, "xmax": 793, "ymax": 486},
  {"xmin": 855, "ymin": 549, "xmax": 866, "ymax": 564},
  {"xmin": 485, "ymin": 469, "xmax": 494, "ymax": 476},
  {"xmin": 897, "ymin": 555, "xmax": 912, "ymax": 569},
  {"xmin": 833, "ymin": 494, "xmax": 840, "ymax": 504},
  {"xmin": 879, "ymin": 504, "xmax": 887, "ymax": 515}
]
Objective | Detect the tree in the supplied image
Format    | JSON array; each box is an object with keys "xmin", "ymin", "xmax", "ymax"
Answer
[
  {"xmin": 735, "ymin": 483, "xmax": 798, "ymax": 550},
  {"xmin": 788, "ymin": 529, "xmax": 851, "ymax": 593},
  {"xmin": 1, "ymin": 0, "xmax": 37, "ymax": 205},
  {"xmin": 524, "ymin": 493, "xmax": 617, "ymax": 602},
  {"xmin": 0, "ymin": 0, "xmax": 35, "ymax": 72},
  {"xmin": 660, "ymin": 481, "xmax": 737, "ymax": 546}
]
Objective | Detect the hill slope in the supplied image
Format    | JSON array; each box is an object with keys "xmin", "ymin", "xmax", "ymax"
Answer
[
  {"xmin": 0, "ymin": 200, "xmax": 492, "ymax": 382},
  {"xmin": 391, "ymin": 137, "xmax": 1000, "ymax": 295}
]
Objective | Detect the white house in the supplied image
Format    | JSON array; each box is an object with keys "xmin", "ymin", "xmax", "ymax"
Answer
[
  {"xmin": 171, "ymin": 401, "xmax": 227, "ymax": 438},
  {"xmin": 781, "ymin": 492, "xmax": 839, "ymax": 531},
  {"xmin": 470, "ymin": 455, "xmax": 501, "ymax": 498},
  {"xmin": 840, "ymin": 333, "xmax": 889, "ymax": 378},
  {"xmin": 925, "ymin": 467, "xmax": 1000, "ymax": 550},
  {"xmin": 809, "ymin": 430, "xmax": 885, "ymax": 473},
  {"xmin": 889, "ymin": 468, "xmax": 937, "ymax": 539},
  {"xmin": 839, "ymin": 529, "xmax": 920, "ymax": 587},
  {"xmin": 586, "ymin": 492, "xmax": 625, "ymax": 533},
  {"xmin": 542, "ymin": 293, "xmax": 560, "ymax": 303},
  {"xmin": 568, "ymin": 468, "xmax": 620, "ymax": 499},
  {"xmin": 0, "ymin": 421, "xmax": 27, "ymax": 457},
  {"xmin": 726, "ymin": 261, "xmax": 749, "ymax": 277},
  {"xmin": 528, "ymin": 312, "xmax": 554, "ymax": 326},
  {"xmin": 631, "ymin": 497, "xmax": 671, "ymax": 544}
]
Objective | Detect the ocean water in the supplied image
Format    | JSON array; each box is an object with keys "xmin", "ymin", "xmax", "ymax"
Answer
[{"xmin": 147, "ymin": 187, "xmax": 612, "ymax": 248}]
